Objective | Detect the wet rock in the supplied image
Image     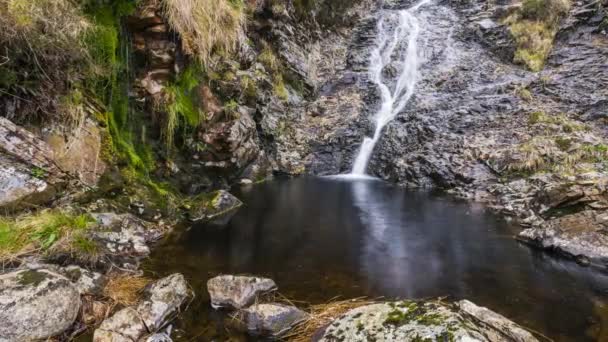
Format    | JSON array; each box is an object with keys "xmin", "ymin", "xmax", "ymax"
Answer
[
  {"xmin": 0, "ymin": 269, "xmax": 81, "ymax": 341},
  {"xmin": 207, "ymin": 275, "xmax": 277, "ymax": 309},
  {"xmin": 240, "ymin": 303, "xmax": 308, "ymax": 337},
  {"xmin": 238, "ymin": 303, "xmax": 308, "ymax": 336},
  {"xmin": 518, "ymin": 210, "xmax": 608, "ymax": 267},
  {"xmin": 94, "ymin": 274, "xmax": 188, "ymax": 342},
  {"xmin": 199, "ymin": 107, "xmax": 260, "ymax": 170},
  {"xmin": 319, "ymin": 300, "xmax": 537, "ymax": 342},
  {"xmin": 137, "ymin": 274, "xmax": 190, "ymax": 332},
  {"xmin": 188, "ymin": 190, "xmax": 243, "ymax": 222}
]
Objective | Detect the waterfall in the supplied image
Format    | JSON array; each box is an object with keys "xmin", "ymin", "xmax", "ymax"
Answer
[{"xmin": 350, "ymin": 0, "xmax": 430, "ymax": 176}]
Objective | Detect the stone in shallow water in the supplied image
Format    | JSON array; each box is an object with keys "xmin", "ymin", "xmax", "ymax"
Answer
[
  {"xmin": 207, "ymin": 275, "xmax": 276, "ymax": 309},
  {"xmin": 241, "ymin": 303, "xmax": 308, "ymax": 337},
  {"xmin": 0, "ymin": 268, "xmax": 81, "ymax": 341},
  {"xmin": 93, "ymin": 274, "xmax": 189, "ymax": 342},
  {"xmin": 188, "ymin": 190, "xmax": 243, "ymax": 222},
  {"xmin": 319, "ymin": 300, "xmax": 538, "ymax": 342},
  {"xmin": 137, "ymin": 273, "xmax": 190, "ymax": 332}
]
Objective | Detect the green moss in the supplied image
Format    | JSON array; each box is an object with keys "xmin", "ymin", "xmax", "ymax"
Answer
[
  {"xmin": 30, "ymin": 166, "xmax": 47, "ymax": 180},
  {"xmin": 162, "ymin": 63, "xmax": 203, "ymax": 150},
  {"xmin": 17, "ymin": 270, "xmax": 48, "ymax": 286}
]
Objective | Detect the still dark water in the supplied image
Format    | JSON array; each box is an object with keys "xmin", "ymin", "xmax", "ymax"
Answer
[{"xmin": 145, "ymin": 177, "xmax": 608, "ymax": 341}]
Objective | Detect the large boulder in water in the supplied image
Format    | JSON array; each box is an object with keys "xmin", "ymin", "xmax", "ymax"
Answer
[
  {"xmin": 207, "ymin": 275, "xmax": 276, "ymax": 309},
  {"xmin": 0, "ymin": 268, "xmax": 81, "ymax": 341},
  {"xmin": 239, "ymin": 303, "xmax": 308, "ymax": 337},
  {"xmin": 319, "ymin": 300, "xmax": 538, "ymax": 342}
]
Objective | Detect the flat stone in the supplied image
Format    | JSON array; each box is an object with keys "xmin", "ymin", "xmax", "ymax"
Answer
[
  {"xmin": 0, "ymin": 269, "xmax": 81, "ymax": 341},
  {"xmin": 207, "ymin": 275, "xmax": 276, "ymax": 309}
]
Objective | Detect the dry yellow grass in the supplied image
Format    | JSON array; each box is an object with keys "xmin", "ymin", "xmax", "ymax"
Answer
[
  {"xmin": 284, "ymin": 297, "xmax": 375, "ymax": 342},
  {"xmin": 103, "ymin": 274, "xmax": 152, "ymax": 306},
  {"xmin": 161, "ymin": 0, "xmax": 246, "ymax": 66}
]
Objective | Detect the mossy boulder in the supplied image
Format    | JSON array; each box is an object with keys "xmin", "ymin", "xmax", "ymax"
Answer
[
  {"xmin": 187, "ymin": 190, "xmax": 243, "ymax": 222},
  {"xmin": 319, "ymin": 300, "xmax": 538, "ymax": 342},
  {"xmin": 0, "ymin": 269, "xmax": 81, "ymax": 341}
]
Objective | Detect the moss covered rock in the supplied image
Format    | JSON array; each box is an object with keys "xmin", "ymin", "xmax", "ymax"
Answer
[{"xmin": 319, "ymin": 300, "xmax": 538, "ymax": 342}]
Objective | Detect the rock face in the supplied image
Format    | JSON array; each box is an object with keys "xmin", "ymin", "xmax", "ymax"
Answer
[
  {"xmin": 207, "ymin": 275, "xmax": 276, "ymax": 309},
  {"xmin": 319, "ymin": 300, "xmax": 538, "ymax": 342},
  {"xmin": 0, "ymin": 117, "xmax": 61, "ymax": 209},
  {"xmin": 240, "ymin": 303, "xmax": 308, "ymax": 337},
  {"xmin": 0, "ymin": 269, "xmax": 81, "ymax": 341},
  {"xmin": 93, "ymin": 274, "xmax": 189, "ymax": 342}
]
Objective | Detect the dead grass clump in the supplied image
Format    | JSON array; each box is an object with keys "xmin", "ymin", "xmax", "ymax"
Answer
[
  {"xmin": 161, "ymin": 0, "xmax": 246, "ymax": 66},
  {"xmin": 103, "ymin": 274, "xmax": 152, "ymax": 307},
  {"xmin": 285, "ymin": 297, "xmax": 375, "ymax": 342}
]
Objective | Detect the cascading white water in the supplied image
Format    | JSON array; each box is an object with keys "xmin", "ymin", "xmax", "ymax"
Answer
[{"xmin": 350, "ymin": 0, "xmax": 430, "ymax": 176}]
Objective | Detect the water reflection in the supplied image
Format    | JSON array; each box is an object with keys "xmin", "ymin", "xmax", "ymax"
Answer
[{"xmin": 146, "ymin": 177, "xmax": 608, "ymax": 341}]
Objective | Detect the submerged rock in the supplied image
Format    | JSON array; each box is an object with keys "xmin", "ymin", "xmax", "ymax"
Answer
[
  {"xmin": 240, "ymin": 303, "xmax": 308, "ymax": 337},
  {"xmin": 0, "ymin": 268, "xmax": 81, "ymax": 341},
  {"xmin": 94, "ymin": 274, "xmax": 189, "ymax": 342},
  {"xmin": 188, "ymin": 190, "xmax": 243, "ymax": 222},
  {"xmin": 319, "ymin": 300, "xmax": 538, "ymax": 342},
  {"xmin": 207, "ymin": 275, "xmax": 276, "ymax": 309}
]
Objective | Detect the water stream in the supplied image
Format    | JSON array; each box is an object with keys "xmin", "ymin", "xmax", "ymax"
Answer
[{"xmin": 351, "ymin": 0, "xmax": 430, "ymax": 175}]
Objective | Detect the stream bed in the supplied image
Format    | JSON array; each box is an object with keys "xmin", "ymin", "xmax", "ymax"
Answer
[{"xmin": 145, "ymin": 177, "xmax": 608, "ymax": 341}]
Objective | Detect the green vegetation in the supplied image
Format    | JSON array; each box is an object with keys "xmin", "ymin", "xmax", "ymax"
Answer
[
  {"xmin": 258, "ymin": 45, "xmax": 290, "ymax": 101},
  {"xmin": 502, "ymin": 112, "xmax": 607, "ymax": 175},
  {"xmin": 504, "ymin": 0, "xmax": 570, "ymax": 71},
  {"xmin": 0, "ymin": 210, "xmax": 96, "ymax": 261},
  {"xmin": 160, "ymin": 63, "xmax": 203, "ymax": 150}
]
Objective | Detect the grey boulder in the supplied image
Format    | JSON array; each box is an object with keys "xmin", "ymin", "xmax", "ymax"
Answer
[
  {"xmin": 240, "ymin": 303, "xmax": 308, "ymax": 337},
  {"xmin": 0, "ymin": 269, "xmax": 81, "ymax": 341},
  {"xmin": 207, "ymin": 275, "xmax": 276, "ymax": 309},
  {"xmin": 319, "ymin": 300, "xmax": 538, "ymax": 342}
]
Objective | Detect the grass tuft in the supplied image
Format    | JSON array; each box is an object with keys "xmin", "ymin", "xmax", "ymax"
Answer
[
  {"xmin": 0, "ymin": 210, "xmax": 96, "ymax": 262},
  {"xmin": 161, "ymin": 0, "xmax": 246, "ymax": 66}
]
